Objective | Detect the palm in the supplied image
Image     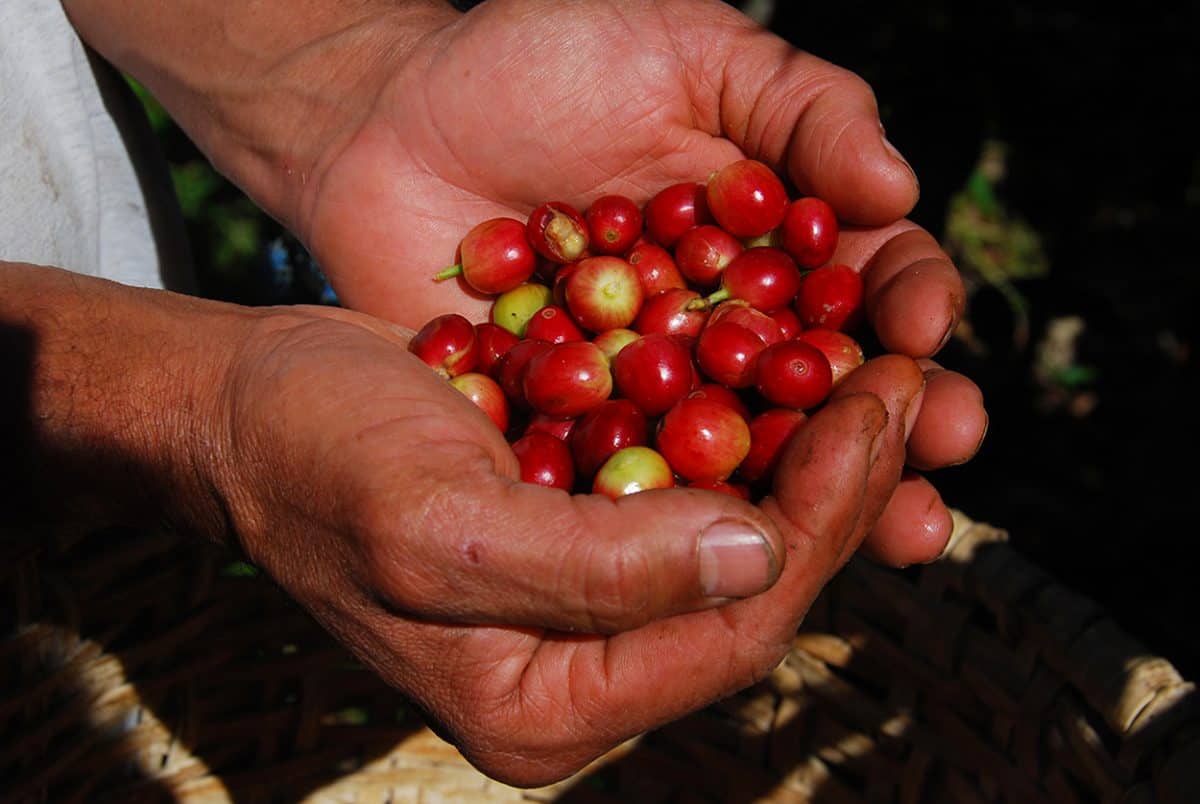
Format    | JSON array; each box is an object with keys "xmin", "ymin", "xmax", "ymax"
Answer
[
  {"xmin": 256, "ymin": 1, "xmax": 981, "ymax": 782},
  {"xmin": 228, "ymin": 306, "xmax": 806, "ymax": 780},
  {"xmin": 301, "ymin": 0, "xmax": 748, "ymax": 327}
]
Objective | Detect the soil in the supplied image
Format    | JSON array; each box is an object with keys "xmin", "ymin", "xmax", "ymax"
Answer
[{"xmin": 762, "ymin": 3, "xmax": 1199, "ymax": 678}]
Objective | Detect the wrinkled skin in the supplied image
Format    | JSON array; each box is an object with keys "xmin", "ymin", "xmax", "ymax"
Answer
[
  {"xmin": 63, "ymin": 0, "xmax": 988, "ymax": 786},
  {"xmin": 290, "ymin": 0, "xmax": 984, "ymax": 562},
  {"xmin": 236, "ymin": 1, "xmax": 984, "ymax": 784},
  {"xmin": 222, "ymin": 303, "xmax": 923, "ymax": 785}
]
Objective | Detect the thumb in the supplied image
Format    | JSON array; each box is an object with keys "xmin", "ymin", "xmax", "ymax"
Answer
[
  {"xmin": 361, "ymin": 442, "xmax": 785, "ymax": 633},
  {"xmin": 686, "ymin": 10, "xmax": 918, "ymax": 224}
]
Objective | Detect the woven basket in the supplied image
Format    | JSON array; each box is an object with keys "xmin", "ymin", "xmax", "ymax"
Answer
[{"xmin": 3, "ymin": 510, "xmax": 1198, "ymax": 803}]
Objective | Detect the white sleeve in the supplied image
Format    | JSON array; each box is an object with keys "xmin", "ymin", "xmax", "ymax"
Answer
[{"xmin": 0, "ymin": 1, "xmax": 194, "ymax": 293}]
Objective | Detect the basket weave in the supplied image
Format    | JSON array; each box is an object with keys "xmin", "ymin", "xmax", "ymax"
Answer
[{"xmin": 3, "ymin": 510, "xmax": 1198, "ymax": 803}]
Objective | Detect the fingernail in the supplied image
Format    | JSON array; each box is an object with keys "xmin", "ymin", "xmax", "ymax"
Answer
[
  {"xmin": 866, "ymin": 401, "xmax": 889, "ymax": 465},
  {"xmin": 929, "ymin": 509, "xmax": 961, "ymax": 563},
  {"xmin": 699, "ymin": 520, "xmax": 778, "ymax": 599},
  {"xmin": 903, "ymin": 385, "xmax": 926, "ymax": 442},
  {"xmin": 880, "ymin": 124, "xmax": 918, "ymax": 188},
  {"xmin": 869, "ymin": 424, "xmax": 887, "ymax": 466},
  {"xmin": 934, "ymin": 317, "xmax": 957, "ymax": 354},
  {"xmin": 971, "ymin": 412, "xmax": 990, "ymax": 456}
]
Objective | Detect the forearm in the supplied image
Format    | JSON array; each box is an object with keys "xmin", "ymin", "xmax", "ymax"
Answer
[
  {"xmin": 0, "ymin": 261, "xmax": 239, "ymax": 539},
  {"xmin": 61, "ymin": 0, "xmax": 458, "ymax": 229}
]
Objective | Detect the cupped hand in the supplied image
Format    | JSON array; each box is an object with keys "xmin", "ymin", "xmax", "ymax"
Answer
[
  {"xmin": 0, "ymin": 257, "xmax": 918, "ymax": 787},
  {"xmin": 286, "ymin": 0, "xmax": 984, "ymax": 566},
  {"xmin": 295, "ymin": 0, "xmax": 919, "ymax": 326},
  {"xmin": 211, "ymin": 302, "xmax": 926, "ymax": 785}
]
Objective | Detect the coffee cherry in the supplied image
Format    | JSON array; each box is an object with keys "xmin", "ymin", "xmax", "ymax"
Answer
[
  {"xmin": 524, "ymin": 304, "xmax": 586, "ymax": 344},
  {"xmin": 611, "ymin": 332, "xmax": 694, "ymax": 416},
  {"xmin": 586, "ymin": 194, "xmax": 643, "ymax": 255},
  {"xmin": 569, "ymin": 398, "xmax": 649, "ymax": 478},
  {"xmin": 780, "ymin": 196, "xmax": 839, "ymax": 269},
  {"xmin": 593, "ymin": 446, "xmax": 675, "ymax": 499},
  {"xmin": 522, "ymin": 340, "xmax": 613, "ymax": 417},
  {"xmin": 656, "ymin": 397, "xmax": 751, "ymax": 483},
  {"xmin": 705, "ymin": 159, "xmax": 789, "ymax": 238},
  {"xmin": 626, "ymin": 241, "xmax": 687, "ymax": 296},
  {"xmin": 436, "ymin": 217, "xmax": 536, "ymax": 294},
  {"xmin": 643, "ymin": 182, "xmax": 710, "ymax": 247},
  {"xmin": 474, "ymin": 322, "xmax": 520, "ymax": 376},
  {"xmin": 673, "ymin": 224, "xmax": 744, "ymax": 288},
  {"xmin": 512, "ymin": 430, "xmax": 576, "ymax": 490},
  {"xmin": 633, "ymin": 287, "xmax": 709, "ymax": 340},
  {"xmin": 687, "ymin": 382, "xmax": 752, "ymax": 422},
  {"xmin": 420, "ymin": 162, "xmax": 872, "ymax": 499},
  {"xmin": 527, "ymin": 201, "xmax": 590, "ymax": 263},
  {"xmin": 450, "ymin": 372, "xmax": 510, "ymax": 433},
  {"xmin": 704, "ymin": 302, "xmax": 785, "ymax": 346},
  {"xmin": 693, "ymin": 246, "xmax": 802, "ymax": 313},
  {"xmin": 551, "ymin": 260, "xmax": 580, "ymax": 307},
  {"xmin": 523, "ymin": 412, "xmax": 577, "ymax": 442},
  {"xmin": 409, "ymin": 312, "xmax": 479, "ymax": 378},
  {"xmin": 739, "ymin": 408, "xmax": 808, "ymax": 484},
  {"xmin": 754, "ymin": 340, "xmax": 834, "ymax": 410},
  {"xmin": 695, "ymin": 321, "xmax": 768, "ymax": 389},
  {"xmin": 564, "ymin": 256, "xmax": 645, "ymax": 332},
  {"xmin": 795, "ymin": 263, "xmax": 864, "ymax": 332},
  {"xmin": 766, "ymin": 306, "xmax": 803, "ymax": 340},
  {"xmin": 795, "ymin": 328, "xmax": 865, "ymax": 386},
  {"xmin": 591, "ymin": 327, "xmax": 641, "ymax": 364},
  {"xmin": 494, "ymin": 338, "xmax": 553, "ymax": 409},
  {"xmin": 492, "ymin": 282, "xmax": 554, "ymax": 337}
]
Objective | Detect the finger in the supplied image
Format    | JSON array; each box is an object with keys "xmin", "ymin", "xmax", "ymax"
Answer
[
  {"xmin": 569, "ymin": 396, "xmax": 893, "ymax": 750},
  {"xmin": 825, "ymin": 353, "xmax": 929, "ymax": 568},
  {"xmin": 758, "ymin": 392, "xmax": 893, "ymax": 583},
  {"xmin": 849, "ymin": 225, "xmax": 966, "ymax": 358},
  {"xmin": 424, "ymin": 392, "xmax": 893, "ymax": 784},
  {"xmin": 360, "ymin": 444, "xmax": 788, "ymax": 634},
  {"xmin": 859, "ymin": 470, "xmax": 955, "ymax": 567},
  {"xmin": 907, "ymin": 360, "xmax": 989, "ymax": 471},
  {"xmin": 688, "ymin": 17, "xmax": 918, "ymax": 224}
]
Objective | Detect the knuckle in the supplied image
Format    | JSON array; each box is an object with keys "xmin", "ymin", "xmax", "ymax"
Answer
[
  {"xmin": 354, "ymin": 441, "xmax": 503, "ymax": 615},
  {"xmin": 350, "ymin": 464, "xmax": 457, "ymax": 610}
]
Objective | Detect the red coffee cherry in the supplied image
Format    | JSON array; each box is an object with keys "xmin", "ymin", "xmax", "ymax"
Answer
[{"xmin": 705, "ymin": 159, "xmax": 789, "ymax": 239}]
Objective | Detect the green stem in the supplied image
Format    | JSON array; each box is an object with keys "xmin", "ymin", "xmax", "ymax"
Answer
[
  {"xmin": 433, "ymin": 263, "xmax": 463, "ymax": 282},
  {"xmin": 687, "ymin": 286, "xmax": 731, "ymax": 311}
]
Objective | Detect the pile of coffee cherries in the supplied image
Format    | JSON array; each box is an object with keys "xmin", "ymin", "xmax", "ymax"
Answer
[{"xmin": 410, "ymin": 159, "xmax": 867, "ymax": 501}]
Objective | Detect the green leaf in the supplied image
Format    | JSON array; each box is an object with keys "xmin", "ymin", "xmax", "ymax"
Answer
[
  {"xmin": 966, "ymin": 170, "xmax": 998, "ymax": 217},
  {"xmin": 170, "ymin": 162, "xmax": 222, "ymax": 219},
  {"xmin": 325, "ymin": 707, "xmax": 369, "ymax": 726},
  {"xmin": 219, "ymin": 560, "xmax": 260, "ymax": 578},
  {"xmin": 1054, "ymin": 364, "xmax": 1099, "ymax": 388},
  {"xmin": 124, "ymin": 75, "xmax": 172, "ymax": 135}
]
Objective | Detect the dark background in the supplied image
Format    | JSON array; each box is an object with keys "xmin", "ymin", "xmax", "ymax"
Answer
[
  {"xmin": 159, "ymin": 1, "xmax": 1200, "ymax": 678},
  {"xmin": 761, "ymin": 3, "xmax": 1200, "ymax": 677}
]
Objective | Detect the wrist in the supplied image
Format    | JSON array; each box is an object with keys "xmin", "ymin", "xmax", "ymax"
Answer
[
  {"xmin": 62, "ymin": 0, "xmax": 460, "ymax": 230},
  {"xmin": 1, "ymin": 261, "xmax": 249, "ymax": 544}
]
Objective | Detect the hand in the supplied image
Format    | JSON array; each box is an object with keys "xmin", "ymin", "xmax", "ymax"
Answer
[
  {"xmin": 55, "ymin": 0, "xmax": 988, "ymax": 782},
  {"xmin": 8, "ymin": 260, "xmax": 885, "ymax": 785},
  {"xmin": 296, "ymin": 0, "xmax": 921, "ymax": 325},
  {"xmin": 288, "ymin": 0, "xmax": 985, "ymax": 565},
  {"xmin": 65, "ymin": 0, "xmax": 986, "ymax": 563},
  {"xmin": 205, "ymin": 301, "xmax": 926, "ymax": 786}
]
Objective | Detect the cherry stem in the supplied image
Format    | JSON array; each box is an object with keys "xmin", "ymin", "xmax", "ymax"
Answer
[
  {"xmin": 434, "ymin": 264, "xmax": 463, "ymax": 282},
  {"xmin": 687, "ymin": 287, "xmax": 731, "ymax": 311}
]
